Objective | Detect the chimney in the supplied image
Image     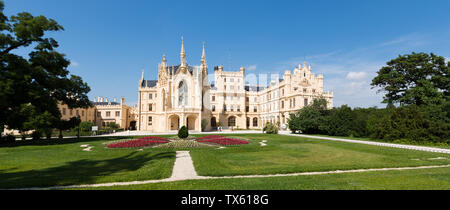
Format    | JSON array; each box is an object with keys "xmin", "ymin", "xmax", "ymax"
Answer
[{"xmin": 121, "ymin": 97, "xmax": 125, "ymax": 105}]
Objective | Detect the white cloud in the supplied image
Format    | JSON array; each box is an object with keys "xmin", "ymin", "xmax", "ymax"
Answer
[
  {"xmin": 70, "ymin": 61, "xmax": 79, "ymax": 67},
  {"xmin": 346, "ymin": 72, "xmax": 368, "ymax": 80},
  {"xmin": 246, "ymin": 65, "xmax": 257, "ymax": 71}
]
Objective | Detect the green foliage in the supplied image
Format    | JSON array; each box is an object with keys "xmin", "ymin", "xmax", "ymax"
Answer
[
  {"xmin": 79, "ymin": 121, "xmax": 95, "ymax": 132},
  {"xmin": 288, "ymin": 105, "xmax": 325, "ymax": 134},
  {"xmin": 368, "ymin": 104, "xmax": 449, "ymax": 144},
  {"xmin": 263, "ymin": 122, "xmax": 278, "ymax": 134},
  {"xmin": 178, "ymin": 126, "xmax": 189, "ymax": 139},
  {"xmin": 371, "ymin": 52, "xmax": 449, "ymax": 106},
  {"xmin": 322, "ymin": 105, "xmax": 355, "ymax": 136},
  {"xmin": 106, "ymin": 122, "xmax": 120, "ymax": 130},
  {"xmin": 0, "ymin": 2, "xmax": 91, "ymax": 136}
]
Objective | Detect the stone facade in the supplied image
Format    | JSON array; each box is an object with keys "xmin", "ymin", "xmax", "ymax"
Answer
[{"xmin": 137, "ymin": 39, "xmax": 333, "ymax": 132}]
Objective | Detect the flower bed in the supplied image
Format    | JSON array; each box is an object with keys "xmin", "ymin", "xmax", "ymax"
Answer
[
  {"xmin": 107, "ymin": 136, "xmax": 169, "ymax": 148},
  {"xmin": 155, "ymin": 140, "xmax": 210, "ymax": 149},
  {"xmin": 195, "ymin": 135, "xmax": 249, "ymax": 146}
]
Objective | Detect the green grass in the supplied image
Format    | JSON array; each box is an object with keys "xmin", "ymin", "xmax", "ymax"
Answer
[
  {"xmin": 72, "ymin": 167, "xmax": 450, "ymax": 190},
  {"xmin": 190, "ymin": 134, "xmax": 450, "ymax": 176},
  {"xmin": 301, "ymin": 133, "xmax": 450, "ymax": 149},
  {"xmin": 0, "ymin": 136, "xmax": 175, "ymax": 189},
  {"xmin": 1, "ymin": 133, "xmax": 450, "ymax": 189}
]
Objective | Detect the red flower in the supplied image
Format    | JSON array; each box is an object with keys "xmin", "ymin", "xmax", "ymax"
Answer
[
  {"xmin": 107, "ymin": 136, "xmax": 169, "ymax": 148},
  {"xmin": 195, "ymin": 136, "xmax": 248, "ymax": 145}
]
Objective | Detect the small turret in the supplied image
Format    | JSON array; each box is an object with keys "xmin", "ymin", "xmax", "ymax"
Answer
[{"xmin": 180, "ymin": 36, "xmax": 187, "ymax": 67}]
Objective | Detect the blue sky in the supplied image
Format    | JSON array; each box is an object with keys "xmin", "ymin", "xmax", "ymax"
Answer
[{"xmin": 4, "ymin": 0, "xmax": 450, "ymax": 108}]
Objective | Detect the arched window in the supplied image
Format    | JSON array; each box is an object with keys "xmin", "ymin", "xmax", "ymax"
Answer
[
  {"xmin": 228, "ymin": 116, "xmax": 236, "ymax": 127},
  {"xmin": 178, "ymin": 81, "xmax": 188, "ymax": 106},
  {"xmin": 253, "ymin": 117, "xmax": 258, "ymax": 127}
]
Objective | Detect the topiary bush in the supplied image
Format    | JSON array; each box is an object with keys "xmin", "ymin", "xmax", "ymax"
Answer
[{"xmin": 178, "ymin": 126, "xmax": 189, "ymax": 139}]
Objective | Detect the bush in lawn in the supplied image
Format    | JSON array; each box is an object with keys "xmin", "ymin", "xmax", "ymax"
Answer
[
  {"xmin": 31, "ymin": 131, "xmax": 42, "ymax": 140},
  {"xmin": 263, "ymin": 122, "xmax": 278, "ymax": 134},
  {"xmin": 178, "ymin": 126, "xmax": 189, "ymax": 139}
]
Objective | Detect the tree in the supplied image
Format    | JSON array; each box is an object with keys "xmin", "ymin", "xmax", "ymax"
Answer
[
  {"xmin": 321, "ymin": 105, "xmax": 355, "ymax": 136},
  {"xmin": 55, "ymin": 117, "xmax": 81, "ymax": 139},
  {"xmin": 178, "ymin": 126, "xmax": 189, "ymax": 139},
  {"xmin": 0, "ymin": 1, "xmax": 91, "ymax": 135},
  {"xmin": 79, "ymin": 121, "xmax": 95, "ymax": 132},
  {"xmin": 371, "ymin": 52, "xmax": 449, "ymax": 106}
]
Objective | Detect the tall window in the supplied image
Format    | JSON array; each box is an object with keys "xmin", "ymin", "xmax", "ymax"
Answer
[
  {"xmin": 212, "ymin": 105, "xmax": 216, "ymax": 112},
  {"xmin": 115, "ymin": 111, "xmax": 120, "ymax": 117},
  {"xmin": 304, "ymin": 99, "xmax": 308, "ymax": 106},
  {"xmin": 106, "ymin": 111, "xmax": 111, "ymax": 117},
  {"xmin": 148, "ymin": 116, "xmax": 152, "ymax": 126},
  {"xmin": 212, "ymin": 96, "xmax": 215, "ymax": 101},
  {"xmin": 253, "ymin": 118, "xmax": 258, "ymax": 127},
  {"xmin": 149, "ymin": 104, "xmax": 153, "ymax": 111},
  {"xmin": 228, "ymin": 116, "xmax": 236, "ymax": 127},
  {"xmin": 178, "ymin": 81, "xmax": 188, "ymax": 106},
  {"xmin": 149, "ymin": 93, "xmax": 153, "ymax": 100}
]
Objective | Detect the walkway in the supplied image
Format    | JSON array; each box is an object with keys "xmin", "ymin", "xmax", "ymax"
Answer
[
  {"xmin": 8, "ymin": 131, "xmax": 450, "ymax": 190},
  {"xmin": 280, "ymin": 132, "xmax": 450, "ymax": 154}
]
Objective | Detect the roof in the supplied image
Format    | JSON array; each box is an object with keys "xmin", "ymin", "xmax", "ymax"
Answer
[
  {"xmin": 141, "ymin": 80, "xmax": 158, "ymax": 88},
  {"xmin": 92, "ymin": 102, "xmax": 120, "ymax": 106},
  {"xmin": 168, "ymin": 65, "xmax": 194, "ymax": 75}
]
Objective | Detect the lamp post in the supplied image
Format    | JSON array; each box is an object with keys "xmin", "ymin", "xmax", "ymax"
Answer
[{"xmin": 77, "ymin": 115, "xmax": 81, "ymax": 139}]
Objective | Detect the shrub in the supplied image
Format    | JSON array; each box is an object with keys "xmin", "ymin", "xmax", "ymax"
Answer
[
  {"xmin": 79, "ymin": 121, "xmax": 95, "ymax": 132},
  {"xmin": 263, "ymin": 122, "xmax": 278, "ymax": 134},
  {"xmin": 178, "ymin": 126, "xmax": 189, "ymax": 139},
  {"xmin": 1, "ymin": 134, "xmax": 16, "ymax": 144},
  {"xmin": 288, "ymin": 106, "xmax": 324, "ymax": 134},
  {"xmin": 31, "ymin": 131, "xmax": 42, "ymax": 140}
]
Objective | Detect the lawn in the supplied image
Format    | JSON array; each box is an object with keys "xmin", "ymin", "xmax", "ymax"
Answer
[
  {"xmin": 0, "ymin": 136, "xmax": 176, "ymax": 189},
  {"xmin": 1, "ymin": 133, "xmax": 449, "ymax": 189},
  {"xmin": 72, "ymin": 167, "xmax": 450, "ymax": 190},
  {"xmin": 190, "ymin": 134, "xmax": 450, "ymax": 176}
]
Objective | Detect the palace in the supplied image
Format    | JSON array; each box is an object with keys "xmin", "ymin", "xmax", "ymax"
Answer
[
  {"xmin": 136, "ymin": 38, "xmax": 333, "ymax": 132},
  {"xmin": 2, "ymin": 38, "xmax": 334, "ymax": 135}
]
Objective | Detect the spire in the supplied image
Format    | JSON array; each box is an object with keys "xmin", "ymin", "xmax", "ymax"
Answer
[
  {"xmin": 180, "ymin": 36, "xmax": 186, "ymax": 66},
  {"xmin": 140, "ymin": 69, "xmax": 145, "ymax": 80},
  {"xmin": 201, "ymin": 41, "xmax": 207, "ymax": 65},
  {"xmin": 161, "ymin": 54, "xmax": 167, "ymax": 67}
]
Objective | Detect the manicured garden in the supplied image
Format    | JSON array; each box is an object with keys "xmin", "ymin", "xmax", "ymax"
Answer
[{"xmin": 1, "ymin": 133, "xmax": 449, "ymax": 189}]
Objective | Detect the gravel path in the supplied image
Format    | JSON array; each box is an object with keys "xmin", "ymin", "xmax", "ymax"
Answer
[
  {"xmin": 169, "ymin": 151, "xmax": 201, "ymax": 180},
  {"xmin": 280, "ymin": 132, "xmax": 450, "ymax": 154}
]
